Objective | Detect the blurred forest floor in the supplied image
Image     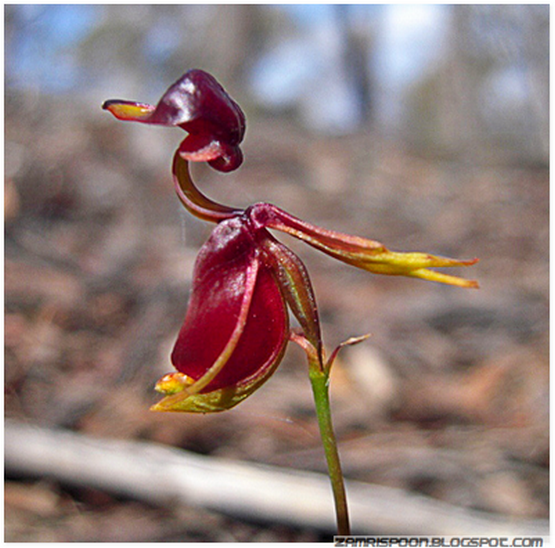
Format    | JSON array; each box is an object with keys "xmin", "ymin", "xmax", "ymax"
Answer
[{"xmin": 5, "ymin": 92, "xmax": 549, "ymax": 541}]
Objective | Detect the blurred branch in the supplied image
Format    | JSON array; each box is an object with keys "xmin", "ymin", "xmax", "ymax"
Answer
[{"xmin": 5, "ymin": 420, "xmax": 548, "ymax": 536}]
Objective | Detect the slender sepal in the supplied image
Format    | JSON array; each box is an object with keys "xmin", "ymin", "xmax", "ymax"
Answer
[
  {"xmin": 256, "ymin": 230, "xmax": 323, "ymax": 362},
  {"xmin": 249, "ymin": 203, "xmax": 479, "ymax": 288}
]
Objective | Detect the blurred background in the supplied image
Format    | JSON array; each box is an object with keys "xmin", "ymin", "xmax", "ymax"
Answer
[{"xmin": 5, "ymin": 4, "xmax": 548, "ymax": 542}]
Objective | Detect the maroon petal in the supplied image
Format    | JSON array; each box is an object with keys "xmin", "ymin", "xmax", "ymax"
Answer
[
  {"xmin": 150, "ymin": 69, "xmax": 245, "ymax": 145},
  {"xmin": 103, "ymin": 69, "xmax": 246, "ymax": 172},
  {"xmin": 171, "ymin": 216, "xmax": 288, "ymax": 392},
  {"xmin": 178, "ymin": 134, "xmax": 243, "ymax": 172}
]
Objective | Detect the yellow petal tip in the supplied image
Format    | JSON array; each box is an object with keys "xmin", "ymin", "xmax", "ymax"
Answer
[{"xmin": 102, "ymin": 100, "xmax": 155, "ymax": 122}]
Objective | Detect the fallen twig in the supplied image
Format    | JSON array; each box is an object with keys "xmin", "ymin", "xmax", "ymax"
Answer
[{"xmin": 5, "ymin": 420, "xmax": 548, "ymax": 536}]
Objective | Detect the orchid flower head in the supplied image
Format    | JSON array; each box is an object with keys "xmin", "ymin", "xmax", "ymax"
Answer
[
  {"xmin": 103, "ymin": 69, "xmax": 245, "ymax": 172},
  {"xmin": 103, "ymin": 69, "xmax": 478, "ymax": 413}
]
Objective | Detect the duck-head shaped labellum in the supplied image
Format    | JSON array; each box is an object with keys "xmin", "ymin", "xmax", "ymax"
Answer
[
  {"xmin": 151, "ymin": 216, "xmax": 289, "ymax": 413},
  {"xmin": 102, "ymin": 69, "xmax": 245, "ymax": 172}
]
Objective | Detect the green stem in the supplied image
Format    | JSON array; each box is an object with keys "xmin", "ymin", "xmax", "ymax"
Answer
[
  {"xmin": 292, "ymin": 332, "xmax": 367, "ymax": 535},
  {"xmin": 309, "ymin": 362, "xmax": 350, "ymax": 535}
]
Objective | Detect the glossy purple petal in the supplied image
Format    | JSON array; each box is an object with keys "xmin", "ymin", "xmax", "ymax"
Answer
[
  {"xmin": 150, "ymin": 70, "xmax": 245, "ymax": 144},
  {"xmin": 171, "ymin": 217, "xmax": 288, "ymax": 392},
  {"xmin": 103, "ymin": 69, "xmax": 245, "ymax": 172}
]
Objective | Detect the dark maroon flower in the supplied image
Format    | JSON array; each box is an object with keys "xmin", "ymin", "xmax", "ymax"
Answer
[
  {"xmin": 103, "ymin": 70, "xmax": 478, "ymax": 413},
  {"xmin": 102, "ymin": 69, "xmax": 245, "ymax": 172}
]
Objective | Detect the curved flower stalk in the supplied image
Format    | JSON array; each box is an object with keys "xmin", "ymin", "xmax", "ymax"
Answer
[{"xmin": 103, "ymin": 69, "xmax": 478, "ymax": 534}]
